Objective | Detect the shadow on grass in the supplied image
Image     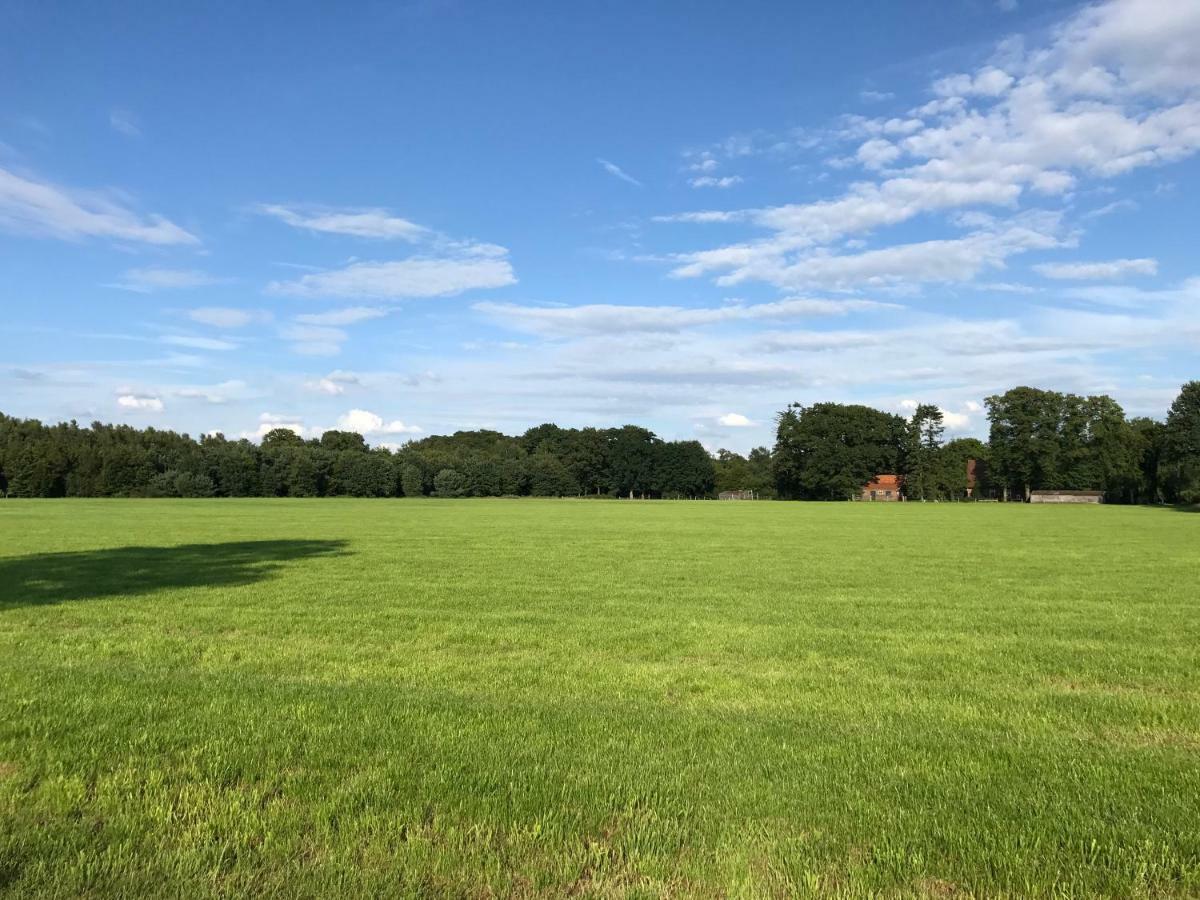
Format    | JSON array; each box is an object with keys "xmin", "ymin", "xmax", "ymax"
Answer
[{"xmin": 0, "ymin": 540, "xmax": 348, "ymax": 609}]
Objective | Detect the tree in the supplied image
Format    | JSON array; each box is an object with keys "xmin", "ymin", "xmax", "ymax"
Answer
[
  {"xmin": 526, "ymin": 452, "xmax": 576, "ymax": 496},
  {"xmin": 773, "ymin": 403, "xmax": 907, "ymax": 500},
  {"xmin": 320, "ymin": 430, "xmax": 368, "ymax": 453},
  {"xmin": 399, "ymin": 463, "xmax": 425, "ymax": 498},
  {"xmin": 463, "ymin": 459, "xmax": 503, "ymax": 497},
  {"xmin": 330, "ymin": 449, "xmax": 394, "ymax": 497},
  {"xmin": 433, "ymin": 468, "xmax": 467, "ymax": 498},
  {"xmin": 904, "ymin": 404, "xmax": 945, "ymax": 501},
  {"xmin": 1163, "ymin": 381, "xmax": 1200, "ymax": 504},
  {"xmin": 606, "ymin": 426, "xmax": 661, "ymax": 498},
  {"xmin": 987, "ymin": 387, "xmax": 1141, "ymax": 501},
  {"xmin": 941, "ymin": 438, "xmax": 989, "ymax": 499},
  {"xmin": 986, "ymin": 387, "xmax": 1066, "ymax": 500},
  {"xmin": 654, "ymin": 440, "xmax": 715, "ymax": 498},
  {"xmin": 1128, "ymin": 417, "xmax": 1167, "ymax": 504}
]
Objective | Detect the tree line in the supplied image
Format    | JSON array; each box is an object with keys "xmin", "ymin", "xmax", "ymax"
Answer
[
  {"xmin": 0, "ymin": 418, "xmax": 715, "ymax": 500},
  {"xmin": 1, "ymin": 381, "xmax": 1196, "ymax": 502},
  {"xmin": 771, "ymin": 382, "xmax": 1200, "ymax": 504}
]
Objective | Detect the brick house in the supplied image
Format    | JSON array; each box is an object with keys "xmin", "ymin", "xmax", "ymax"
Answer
[{"xmin": 861, "ymin": 474, "xmax": 902, "ymax": 501}]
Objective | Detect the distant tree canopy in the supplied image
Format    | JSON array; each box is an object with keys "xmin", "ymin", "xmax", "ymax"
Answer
[
  {"xmin": 1163, "ymin": 381, "xmax": 1200, "ymax": 504},
  {"xmin": 0, "ymin": 416, "xmax": 714, "ymax": 501},
  {"xmin": 1, "ymin": 381, "xmax": 1195, "ymax": 503},
  {"xmin": 773, "ymin": 402, "xmax": 908, "ymax": 500},
  {"xmin": 985, "ymin": 387, "xmax": 1143, "ymax": 501},
  {"xmin": 765, "ymin": 383, "xmax": 1193, "ymax": 504}
]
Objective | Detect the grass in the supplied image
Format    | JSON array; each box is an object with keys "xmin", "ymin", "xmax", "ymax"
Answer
[{"xmin": 0, "ymin": 499, "xmax": 1198, "ymax": 898}]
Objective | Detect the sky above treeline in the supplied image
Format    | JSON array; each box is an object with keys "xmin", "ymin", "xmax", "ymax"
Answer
[{"xmin": 2, "ymin": 0, "xmax": 1198, "ymax": 452}]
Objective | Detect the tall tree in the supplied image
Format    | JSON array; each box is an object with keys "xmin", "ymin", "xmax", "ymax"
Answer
[
  {"xmin": 1163, "ymin": 381, "xmax": 1200, "ymax": 504},
  {"xmin": 905, "ymin": 404, "xmax": 945, "ymax": 501},
  {"xmin": 773, "ymin": 403, "xmax": 907, "ymax": 500},
  {"xmin": 985, "ymin": 387, "xmax": 1065, "ymax": 500}
]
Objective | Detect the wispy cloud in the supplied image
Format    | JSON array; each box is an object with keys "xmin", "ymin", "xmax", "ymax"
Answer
[
  {"xmin": 597, "ymin": 158, "xmax": 643, "ymax": 187},
  {"xmin": 173, "ymin": 380, "xmax": 248, "ymax": 404},
  {"xmin": 1034, "ymin": 258, "xmax": 1158, "ymax": 280},
  {"xmin": 161, "ymin": 334, "xmax": 239, "ymax": 351},
  {"xmin": 268, "ymin": 249, "xmax": 515, "ymax": 300},
  {"xmin": 187, "ymin": 307, "xmax": 269, "ymax": 329},
  {"xmin": 254, "ymin": 204, "xmax": 428, "ymax": 240},
  {"xmin": 109, "ymin": 109, "xmax": 142, "ymax": 138},
  {"xmin": 0, "ymin": 166, "xmax": 197, "ymax": 245},
  {"xmin": 108, "ymin": 267, "xmax": 222, "ymax": 292},
  {"xmin": 689, "ymin": 176, "xmax": 743, "ymax": 189},
  {"xmin": 279, "ymin": 324, "xmax": 347, "ymax": 356},
  {"xmin": 294, "ymin": 306, "xmax": 392, "ymax": 326},
  {"xmin": 653, "ymin": 0, "xmax": 1200, "ymax": 293},
  {"xmin": 305, "ymin": 370, "xmax": 361, "ymax": 395},
  {"xmin": 476, "ymin": 296, "xmax": 898, "ymax": 337}
]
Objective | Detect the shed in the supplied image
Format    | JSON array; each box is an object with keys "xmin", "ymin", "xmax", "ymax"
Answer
[{"xmin": 1029, "ymin": 490, "xmax": 1104, "ymax": 504}]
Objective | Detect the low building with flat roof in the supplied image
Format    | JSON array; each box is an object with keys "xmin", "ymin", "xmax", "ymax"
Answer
[{"xmin": 1029, "ymin": 490, "xmax": 1104, "ymax": 504}]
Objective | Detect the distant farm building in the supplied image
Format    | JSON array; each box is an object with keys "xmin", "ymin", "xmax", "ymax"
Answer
[
  {"xmin": 719, "ymin": 489, "xmax": 757, "ymax": 500},
  {"xmin": 1029, "ymin": 490, "xmax": 1104, "ymax": 504},
  {"xmin": 861, "ymin": 474, "xmax": 901, "ymax": 501}
]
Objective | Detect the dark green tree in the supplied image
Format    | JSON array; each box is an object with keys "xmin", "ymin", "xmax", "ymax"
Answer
[
  {"xmin": 432, "ymin": 468, "xmax": 467, "ymax": 497},
  {"xmin": 399, "ymin": 462, "xmax": 426, "ymax": 497},
  {"xmin": 1163, "ymin": 381, "xmax": 1200, "ymax": 504},
  {"xmin": 773, "ymin": 403, "xmax": 906, "ymax": 500}
]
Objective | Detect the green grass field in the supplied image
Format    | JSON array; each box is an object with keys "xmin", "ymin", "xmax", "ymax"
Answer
[{"xmin": 1, "ymin": 500, "xmax": 1198, "ymax": 898}]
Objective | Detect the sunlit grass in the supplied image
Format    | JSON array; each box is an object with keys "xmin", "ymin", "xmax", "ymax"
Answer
[{"xmin": 1, "ymin": 499, "xmax": 1198, "ymax": 897}]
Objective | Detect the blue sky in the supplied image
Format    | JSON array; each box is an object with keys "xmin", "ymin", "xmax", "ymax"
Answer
[{"xmin": 2, "ymin": 0, "xmax": 1197, "ymax": 451}]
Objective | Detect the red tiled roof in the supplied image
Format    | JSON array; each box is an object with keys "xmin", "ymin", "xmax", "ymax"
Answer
[{"xmin": 864, "ymin": 474, "xmax": 901, "ymax": 489}]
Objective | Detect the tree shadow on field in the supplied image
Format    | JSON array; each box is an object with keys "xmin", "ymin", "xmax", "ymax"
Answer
[{"xmin": 0, "ymin": 540, "xmax": 348, "ymax": 609}]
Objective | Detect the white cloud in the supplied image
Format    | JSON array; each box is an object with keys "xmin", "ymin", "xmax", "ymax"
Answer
[
  {"xmin": 161, "ymin": 334, "xmax": 238, "ymax": 351},
  {"xmin": 116, "ymin": 393, "xmax": 163, "ymax": 412},
  {"xmin": 0, "ymin": 166, "xmax": 197, "ymax": 245},
  {"xmin": 337, "ymin": 408, "xmax": 422, "ymax": 435},
  {"xmin": 693, "ymin": 214, "xmax": 1064, "ymax": 292},
  {"xmin": 855, "ymin": 139, "xmax": 902, "ymax": 169},
  {"xmin": 932, "ymin": 67, "xmax": 1015, "ymax": 98},
  {"xmin": 241, "ymin": 413, "xmax": 314, "ymax": 442},
  {"xmin": 109, "ymin": 109, "xmax": 141, "ymax": 138},
  {"xmin": 305, "ymin": 370, "xmax": 361, "ymax": 396},
  {"xmin": 859, "ymin": 90, "xmax": 895, "ymax": 102},
  {"xmin": 255, "ymin": 204, "xmax": 428, "ymax": 241},
  {"xmin": 941, "ymin": 409, "xmax": 972, "ymax": 431},
  {"xmin": 174, "ymin": 380, "xmax": 247, "ymax": 404},
  {"xmin": 280, "ymin": 324, "xmax": 347, "ymax": 356},
  {"xmin": 654, "ymin": 1, "xmax": 1200, "ymax": 293},
  {"xmin": 597, "ymin": 158, "xmax": 643, "ymax": 187},
  {"xmin": 267, "ymin": 250, "xmax": 515, "ymax": 300},
  {"xmin": 108, "ymin": 267, "xmax": 222, "ymax": 292},
  {"xmin": 689, "ymin": 175, "xmax": 743, "ymax": 189},
  {"xmin": 188, "ymin": 307, "xmax": 266, "ymax": 328},
  {"xmin": 475, "ymin": 296, "xmax": 899, "ymax": 337},
  {"xmin": 1034, "ymin": 257, "xmax": 1158, "ymax": 279},
  {"xmin": 718, "ymin": 412, "xmax": 753, "ymax": 427},
  {"xmin": 294, "ymin": 306, "xmax": 391, "ymax": 325}
]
